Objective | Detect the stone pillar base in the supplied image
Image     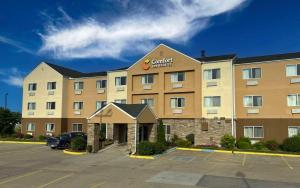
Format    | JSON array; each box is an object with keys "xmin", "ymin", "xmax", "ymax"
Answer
[{"xmin": 87, "ymin": 123, "xmax": 100, "ymax": 153}]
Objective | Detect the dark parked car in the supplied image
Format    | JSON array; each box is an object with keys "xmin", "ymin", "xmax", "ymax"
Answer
[{"xmin": 47, "ymin": 132, "xmax": 87, "ymax": 149}]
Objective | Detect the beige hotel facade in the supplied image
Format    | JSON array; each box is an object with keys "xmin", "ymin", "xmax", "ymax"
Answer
[{"xmin": 22, "ymin": 44, "xmax": 300, "ymax": 148}]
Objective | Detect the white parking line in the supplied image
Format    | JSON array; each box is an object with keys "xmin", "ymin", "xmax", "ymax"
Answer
[
  {"xmin": 37, "ymin": 173, "xmax": 74, "ymax": 188},
  {"xmin": 0, "ymin": 170, "xmax": 42, "ymax": 185},
  {"xmin": 281, "ymin": 156, "xmax": 294, "ymax": 170},
  {"xmin": 90, "ymin": 182, "xmax": 106, "ymax": 188},
  {"xmin": 242, "ymin": 154, "xmax": 247, "ymax": 166}
]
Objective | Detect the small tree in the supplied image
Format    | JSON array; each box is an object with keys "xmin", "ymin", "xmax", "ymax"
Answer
[
  {"xmin": 0, "ymin": 108, "xmax": 21, "ymax": 136},
  {"xmin": 221, "ymin": 134, "xmax": 235, "ymax": 150},
  {"xmin": 156, "ymin": 120, "xmax": 166, "ymax": 145}
]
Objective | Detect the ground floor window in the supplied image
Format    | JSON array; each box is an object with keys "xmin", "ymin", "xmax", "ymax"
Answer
[
  {"xmin": 72, "ymin": 123, "xmax": 83, "ymax": 132},
  {"xmin": 244, "ymin": 126, "xmax": 264, "ymax": 138},
  {"xmin": 27, "ymin": 123, "xmax": 35, "ymax": 131},
  {"xmin": 288, "ymin": 126, "xmax": 300, "ymax": 137},
  {"xmin": 45, "ymin": 123, "xmax": 55, "ymax": 132}
]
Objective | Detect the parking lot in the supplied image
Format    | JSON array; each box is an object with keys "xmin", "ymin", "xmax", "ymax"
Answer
[{"xmin": 1, "ymin": 143, "xmax": 300, "ymax": 188}]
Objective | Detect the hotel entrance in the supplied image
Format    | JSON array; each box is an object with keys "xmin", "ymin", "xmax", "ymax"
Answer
[{"xmin": 114, "ymin": 123, "xmax": 128, "ymax": 144}]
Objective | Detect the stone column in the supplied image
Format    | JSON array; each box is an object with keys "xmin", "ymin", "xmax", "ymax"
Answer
[
  {"xmin": 127, "ymin": 123, "xmax": 139, "ymax": 154},
  {"xmin": 149, "ymin": 122, "xmax": 157, "ymax": 142},
  {"xmin": 106, "ymin": 123, "xmax": 113, "ymax": 140},
  {"xmin": 87, "ymin": 123, "xmax": 100, "ymax": 153}
]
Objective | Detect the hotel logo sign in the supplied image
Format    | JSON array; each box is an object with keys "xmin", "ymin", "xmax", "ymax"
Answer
[{"xmin": 141, "ymin": 58, "xmax": 173, "ymax": 70}]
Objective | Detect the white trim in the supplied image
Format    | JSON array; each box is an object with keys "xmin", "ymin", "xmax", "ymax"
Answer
[
  {"xmin": 243, "ymin": 126, "xmax": 264, "ymax": 138},
  {"xmin": 88, "ymin": 103, "xmax": 136, "ymax": 120},
  {"xmin": 235, "ymin": 57, "xmax": 300, "ymax": 66}
]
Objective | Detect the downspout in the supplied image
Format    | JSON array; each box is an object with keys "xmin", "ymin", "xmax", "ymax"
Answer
[
  {"xmin": 134, "ymin": 120, "xmax": 137, "ymax": 154},
  {"xmin": 231, "ymin": 59, "xmax": 236, "ymax": 138}
]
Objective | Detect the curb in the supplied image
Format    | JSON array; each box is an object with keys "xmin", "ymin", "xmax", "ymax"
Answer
[
  {"xmin": 129, "ymin": 155, "xmax": 155, "ymax": 159},
  {"xmin": 176, "ymin": 147, "xmax": 300, "ymax": 158},
  {"xmin": 0, "ymin": 141, "xmax": 46, "ymax": 145},
  {"xmin": 63, "ymin": 149, "xmax": 87, "ymax": 155}
]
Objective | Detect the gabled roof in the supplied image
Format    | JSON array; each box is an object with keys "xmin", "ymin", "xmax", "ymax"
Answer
[
  {"xmin": 196, "ymin": 54, "xmax": 236, "ymax": 62},
  {"xmin": 113, "ymin": 103, "xmax": 147, "ymax": 118},
  {"xmin": 235, "ymin": 52, "xmax": 300, "ymax": 64}
]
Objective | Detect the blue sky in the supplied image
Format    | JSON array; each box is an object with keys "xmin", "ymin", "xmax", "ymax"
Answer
[{"xmin": 0, "ymin": 0, "xmax": 300, "ymax": 112}]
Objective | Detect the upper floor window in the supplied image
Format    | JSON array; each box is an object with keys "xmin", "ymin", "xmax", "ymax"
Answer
[
  {"xmin": 244, "ymin": 126, "xmax": 264, "ymax": 138},
  {"xmin": 286, "ymin": 64, "xmax": 300, "ymax": 77},
  {"xmin": 27, "ymin": 102, "xmax": 36, "ymax": 110},
  {"xmin": 47, "ymin": 82, "xmax": 56, "ymax": 90},
  {"xmin": 96, "ymin": 101, "xmax": 107, "ymax": 110},
  {"xmin": 141, "ymin": 98, "xmax": 154, "ymax": 107},
  {"xmin": 243, "ymin": 68, "xmax": 261, "ymax": 79},
  {"xmin": 204, "ymin": 96, "xmax": 221, "ymax": 107},
  {"xmin": 73, "ymin": 102, "xmax": 83, "ymax": 110},
  {"xmin": 45, "ymin": 123, "xmax": 55, "ymax": 132},
  {"xmin": 204, "ymin": 69, "xmax": 220, "ymax": 80},
  {"xmin": 171, "ymin": 72, "xmax": 185, "ymax": 82},
  {"xmin": 243, "ymin": 96, "xmax": 262, "ymax": 107},
  {"xmin": 28, "ymin": 83, "xmax": 37, "ymax": 91},
  {"xmin": 114, "ymin": 99, "xmax": 126, "ymax": 104},
  {"xmin": 96, "ymin": 80, "xmax": 107, "ymax": 89},
  {"xmin": 288, "ymin": 126, "xmax": 300, "ymax": 137},
  {"xmin": 115, "ymin": 76, "xmax": 127, "ymax": 86},
  {"xmin": 46, "ymin": 102, "xmax": 56, "ymax": 110},
  {"xmin": 287, "ymin": 94, "xmax": 300, "ymax": 106},
  {"xmin": 170, "ymin": 97, "xmax": 185, "ymax": 108},
  {"xmin": 74, "ymin": 81, "xmax": 84, "ymax": 90},
  {"xmin": 141, "ymin": 74, "xmax": 154, "ymax": 85},
  {"xmin": 27, "ymin": 123, "xmax": 35, "ymax": 131}
]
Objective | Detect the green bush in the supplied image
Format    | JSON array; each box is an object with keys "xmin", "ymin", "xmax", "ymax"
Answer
[
  {"xmin": 157, "ymin": 120, "xmax": 166, "ymax": 145},
  {"xmin": 38, "ymin": 135, "xmax": 46, "ymax": 141},
  {"xmin": 175, "ymin": 138, "xmax": 192, "ymax": 148},
  {"xmin": 153, "ymin": 142, "xmax": 167, "ymax": 154},
  {"xmin": 252, "ymin": 141, "xmax": 266, "ymax": 150},
  {"xmin": 282, "ymin": 136, "xmax": 300, "ymax": 152},
  {"xmin": 237, "ymin": 137, "xmax": 251, "ymax": 145},
  {"xmin": 237, "ymin": 141, "xmax": 251, "ymax": 149},
  {"xmin": 24, "ymin": 134, "xmax": 33, "ymax": 139},
  {"xmin": 137, "ymin": 141, "xmax": 167, "ymax": 155},
  {"xmin": 220, "ymin": 134, "xmax": 235, "ymax": 149},
  {"xmin": 186, "ymin": 134, "xmax": 195, "ymax": 145},
  {"xmin": 265, "ymin": 140, "xmax": 279, "ymax": 151},
  {"xmin": 71, "ymin": 136, "xmax": 86, "ymax": 151}
]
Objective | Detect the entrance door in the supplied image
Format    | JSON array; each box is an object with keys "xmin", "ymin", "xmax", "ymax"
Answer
[
  {"xmin": 139, "ymin": 124, "xmax": 149, "ymax": 142},
  {"xmin": 114, "ymin": 124, "xmax": 128, "ymax": 144}
]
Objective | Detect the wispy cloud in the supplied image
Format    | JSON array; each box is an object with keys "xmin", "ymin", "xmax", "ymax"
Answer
[
  {"xmin": 0, "ymin": 68, "xmax": 23, "ymax": 87},
  {"xmin": 39, "ymin": 0, "xmax": 246, "ymax": 59},
  {"xmin": 0, "ymin": 36, "xmax": 35, "ymax": 55}
]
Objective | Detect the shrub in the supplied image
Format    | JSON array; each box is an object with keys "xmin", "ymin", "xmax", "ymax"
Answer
[
  {"xmin": 71, "ymin": 136, "xmax": 86, "ymax": 151},
  {"xmin": 265, "ymin": 140, "xmax": 279, "ymax": 151},
  {"xmin": 237, "ymin": 137, "xmax": 251, "ymax": 145},
  {"xmin": 186, "ymin": 134, "xmax": 195, "ymax": 145},
  {"xmin": 138, "ymin": 141, "xmax": 155, "ymax": 155},
  {"xmin": 153, "ymin": 142, "xmax": 167, "ymax": 154},
  {"xmin": 157, "ymin": 120, "xmax": 166, "ymax": 145},
  {"xmin": 87, "ymin": 145, "xmax": 93, "ymax": 153},
  {"xmin": 175, "ymin": 138, "xmax": 192, "ymax": 148},
  {"xmin": 24, "ymin": 134, "xmax": 33, "ymax": 139},
  {"xmin": 252, "ymin": 141, "xmax": 265, "ymax": 150},
  {"xmin": 38, "ymin": 135, "xmax": 46, "ymax": 141},
  {"xmin": 237, "ymin": 141, "xmax": 251, "ymax": 149},
  {"xmin": 220, "ymin": 134, "xmax": 235, "ymax": 149},
  {"xmin": 15, "ymin": 132, "xmax": 24, "ymax": 139},
  {"xmin": 282, "ymin": 136, "xmax": 300, "ymax": 152}
]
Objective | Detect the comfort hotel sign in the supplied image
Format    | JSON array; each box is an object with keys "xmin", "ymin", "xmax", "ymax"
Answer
[{"xmin": 142, "ymin": 57, "xmax": 173, "ymax": 70}]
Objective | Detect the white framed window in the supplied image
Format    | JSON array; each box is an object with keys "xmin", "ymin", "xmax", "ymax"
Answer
[
  {"xmin": 28, "ymin": 83, "xmax": 37, "ymax": 91},
  {"xmin": 288, "ymin": 126, "xmax": 300, "ymax": 137},
  {"xmin": 243, "ymin": 68, "xmax": 261, "ymax": 79},
  {"xmin": 141, "ymin": 98, "xmax": 154, "ymax": 107},
  {"xmin": 74, "ymin": 81, "xmax": 84, "ymax": 90},
  {"xmin": 73, "ymin": 102, "xmax": 83, "ymax": 110},
  {"xmin": 114, "ymin": 99, "xmax": 126, "ymax": 104},
  {"xmin": 115, "ymin": 76, "xmax": 127, "ymax": 86},
  {"xmin": 141, "ymin": 74, "xmax": 154, "ymax": 85},
  {"xmin": 170, "ymin": 97, "xmax": 185, "ymax": 108},
  {"xmin": 27, "ymin": 102, "xmax": 36, "ymax": 110},
  {"xmin": 46, "ymin": 102, "xmax": 56, "ymax": 110},
  {"xmin": 244, "ymin": 126, "xmax": 264, "ymax": 138},
  {"xmin": 286, "ymin": 64, "xmax": 300, "ymax": 77},
  {"xmin": 27, "ymin": 123, "xmax": 35, "ymax": 131},
  {"xmin": 47, "ymin": 82, "xmax": 56, "ymax": 90},
  {"xmin": 96, "ymin": 101, "xmax": 107, "ymax": 110},
  {"xmin": 72, "ymin": 123, "xmax": 83, "ymax": 132},
  {"xmin": 204, "ymin": 96, "xmax": 221, "ymax": 107},
  {"xmin": 45, "ymin": 123, "xmax": 55, "ymax": 132},
  {"xmin": 204, "ymin": 68, "xmax": 221, "ymax": 80},
  {"xmin": 96, "ymin": 80, "xmax": 107, "ymax": 89},
  {"xmin": 287, "ymin": 94, "xmax": 300, "ymax": 106},
  {"xmin": 171, "ymin": 72, "xmax": 185, "ymax": 82},
  {"xmin": 243, "ymin": 96, "xmax": 262, "ymax": 107}
]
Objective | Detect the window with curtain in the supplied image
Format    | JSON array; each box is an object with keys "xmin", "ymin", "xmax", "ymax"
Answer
[
  {"xmin": 286, "ymin": 64, "xmax": 300, "ymax": 77},
  {"xmin": 73, "ymin": 102, "xmax": 83, "ymax": 110},
  {"xmin": 243, "ymin": 68, "xmax": 261, "ymax": 79},
  {"xmin": 74, "ymin": 81, "xmax": 84, "ymax": 90},
  {"xmin": 46, "ymin": 102, "xmax": 56, "ymax": 110},
  {"xmin": 287, "ymin": 94, "xmax": 300, "ymax": 106},
  {"xmin": 72, "ymin": 123, "xmax": 83, "ymax": 132},
  {"xmin": 243, "ymin": 96, "xmax": 262, "ymax": 107},
  {"xmin": 203, "ymin": 69, "xmax": 220, "ymax": 80},
  {"xmin": 115, "ymin": 77, "xmax": 127, "ymax": 86},
  {"xmin": 204, "ymin": 96, "xmax": 221, "ymax": 107},
  {"xmin": 171, "ymin": 72, "xmax": 185, "ymax": 82},
  {"xmin": 244, "ymin": 126, "xmax": 264, "ymax": 138},
  {"xmin": 141, "ymin": 98, "xmax": 154, "ymax": 107},
  {"xmin": 45, "ymin": 123, "xmax": 55, "ymax": 132},
  {"xmin": 96, "ymin": 80, "xmax": 107, "ymax": 89},
  {"xmin": 27, "ymin": 123, "xmax": 35, "ymax": 131},
  {"xmin": 96, "ymin": 101, "xmax": 107, "ymax": 110},
  {"xmin": 114, "ymin": 99, "xmax": 126, "ymax": 104},
  {"xmin": 170, "ymin": 98, "xmax": 185, "ymax": 108},
  {"xmin": 141, "ymin": 74, "xmax": 154, "ymax": 84},
  {"xmin": 27, "ymin": 102, "xmax": 36, "ymax": 110},
  {"xmin": 28, "ymin": 83, "xmax": 37, "ymax": 91},
  {"xmin": 288, "ymin": 127, "xmax": 300, "ymax": 137},
  {"xmin": 47, "ymin": 82, "xmax": 56, "ymax": 90}
]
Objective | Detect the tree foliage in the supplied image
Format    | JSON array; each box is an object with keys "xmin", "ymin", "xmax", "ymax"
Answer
[
  {"xmin": 156, "ymin": 119, "xmax": 166, "ymax": 145},
  {"xmin": 0, "ymin": 107, "xmax": 21, "ymax": 135}
]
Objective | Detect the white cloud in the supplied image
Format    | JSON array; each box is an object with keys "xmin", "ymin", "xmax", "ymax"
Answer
[
  {"xmin": 39, "ymin": 0, "xmax": 246, "ymax": 59},
  {"xmin": 0, "ymin": 36, "xmax": 35, "ymax": 55},
  {"xmin": 0, "ymin": 68, "xmax": 23, "ymax": 87}
]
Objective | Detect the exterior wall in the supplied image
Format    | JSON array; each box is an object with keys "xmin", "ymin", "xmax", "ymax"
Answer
[
  {"xmin": 162, "ymin": 119, "xmax": 196, "ymax": 140},
  {"xmin": 132, "ymin": 94, "xmax": 159, "ymax": 115},
  {"xmin": 107, "ymin": 70, "xmax": 127, "ymax": 103}
]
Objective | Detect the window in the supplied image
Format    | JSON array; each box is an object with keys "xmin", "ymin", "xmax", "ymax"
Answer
[
  {"xmin": 141, "ymin": 74, "xmax": 154, "ymax": 84},
  {"xmin": 114, "ymin": 99, "xmax": 126, "ymax": 104},
  {"xmin": 243, "ymin": 96, "xmax": 262, "ymax": 107},
  {"xmin": 170, "ymin": 98, "xmax": 185, "ymax": 108},
  {"xmin": 73, "ymin": 102, "xmax": 83, "ymax": 110},
  {"xmin": 165, "ymin": 125, "xmax": 171, "ymax": 135},
  {"xmin": 244, "ymin": 126, "xmax": 264, "ymax": 138},
  {"xmin": 96, "ymin": 101, "xmax": 107, "ymax": 110},
  {"xmin": 204, "ymin": 69, "xmax": 221, "ymax": 80},
  {"xmin": 46, "ymin": 102, "xmax": 55, "ymax": 110},
  {"xmin": 243, "ymin": 68, "xmax": 261, "ymax": 79},
  {"xmin": 287, "ymin": 94, "xmax": 300, "ymax": 106},
  {"xmin": 45, "ymin": 123, "xmax": 55, "ymax": 132},
  {"xmin": 28, "ymin": 83, "xmax": 37, "ymax": 91},
  {"xmin": 72, "ymin": 123, "xmax": 83, "ymax": 132},
  {"xmin": 96, "ymin": 80, "xmax": 107, "ymax": 89},
  {"xmin": 27, "ymin": 123, "xmax": 35, "ymax": 131},
  {"xmin": 47, "ymin": 82, "xmax": 56, "ymax": 90},
  {"xmin": 171, "ymin": 72, "xmax": 185, "ymax": 82},
  {"xmin": 115, "ymin": 76, "xmax": 127, "ymax": 86},
  {"xmin": 74, "ymin": 81, "xmax": 84, "ymax": 90},
  {"xmin": 141, "ymin": 98, "xmax": 154, "ymax": 107},
  {"xmin": 286, "ymin": 64, "xmax": 300, "ymax": 77},
  {"xmin": 288, "ymin": 126, "xmax": 300, "ymax": 137},
  {"xmin": 27, "ymin": 102, "xmax": 36, "ymax": 110},
  {"xmin": 204, "ymin": 96, "xmax": 221, "ymax": 107}
]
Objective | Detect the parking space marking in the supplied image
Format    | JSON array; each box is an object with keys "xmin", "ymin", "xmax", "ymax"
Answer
[
  {"xmin": 281, "ymin": 156, "xmax": 294, "ymax": 170},
  {"xmin": 37, "ymin": 173, "xmax": 74, "ymax": 188},
  {"xmin": 242, "ymin": 154, "xmax": 247, "ymax": 166},
  {"xmin": 0, "ymin": 170, "xmax": 42, "ymax": 185},
  {"xmin": 90, "ymin": 182, "xmax": 106, "ymax": 188},
  {"xmin": 203, "ymin": 151, "xmax": 214, "ymax": 161}
]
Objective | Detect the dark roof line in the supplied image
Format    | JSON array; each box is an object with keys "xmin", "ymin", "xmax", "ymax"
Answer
[
  {"xmin": 112, "ymin": 103, "xmax": 147, "ymax": 118},
  {"xmin": 196, "ymin": 54, "xmax": 236, "ymax": 62}
]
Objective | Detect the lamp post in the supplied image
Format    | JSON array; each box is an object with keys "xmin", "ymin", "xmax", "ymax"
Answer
[{"xmin": 4, "ymin": 93, "xmax": 8, "ymax": 109}]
